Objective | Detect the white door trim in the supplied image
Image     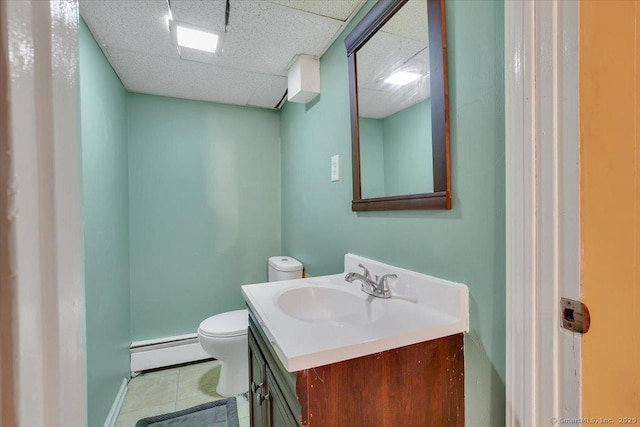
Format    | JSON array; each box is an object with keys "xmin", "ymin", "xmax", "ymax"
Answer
[
  {"xmin": 505, "ymin": 1, "xmax": 581, "ymax": 425},
  {"xmin": 1, "ymin": 0, "xmax": 86, "ymax": 425}
]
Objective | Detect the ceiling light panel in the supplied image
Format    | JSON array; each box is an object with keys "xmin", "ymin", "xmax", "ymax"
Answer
[
  {"xmin": 171, "ymin": 0, "xmax": 343, "ymax": 76},
  {"xmin": 169, "ymin": 20, "xmax": 223, "ymax": 54},
  {"xmin": 177, "ymin": 26, "xmax": 218, "ymax": 52},
  {"xmin": 384, "ymin": 71, "xmax": 421, "ymax": 86}
]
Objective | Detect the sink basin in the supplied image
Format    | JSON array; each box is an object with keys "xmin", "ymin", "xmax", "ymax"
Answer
[
  {"xmin": 241, "ymin": 253, "xmax": 469, "ymax": 371},
  {"xmin": 276, "ymin": 286, "xmax": 385, "ymax": 326}
]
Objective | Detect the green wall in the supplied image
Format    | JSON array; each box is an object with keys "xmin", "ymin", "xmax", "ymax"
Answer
[
  {"xmin": 360, "ymin": 99, "xmax": 434, "ymax": 197},
  {"xmin": 128, "ymin": 94, "xmax": 281, "ymax": 341},
  {"xmin": 382, "ymin": 99, "xmax": 433, "ymax": 195},
  {"xmin": 280, "ymin": 1, "xmax": 505, "ymax": 425},
  {"xmin": 359, "ymin": 117, "xmax": 385, "ymax": 197},
  {"xmin": 79, "ymin": 19, "xmax": 131, "ymax": 427}
]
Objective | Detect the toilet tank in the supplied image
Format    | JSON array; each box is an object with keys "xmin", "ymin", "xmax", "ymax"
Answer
[{"xmin": 268, "ymin": 256, "xmax": 303, "ymax": 282}]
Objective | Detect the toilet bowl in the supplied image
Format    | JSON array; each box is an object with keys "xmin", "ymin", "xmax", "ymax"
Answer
[
  {"xmin": 197, "ymin": 256, "xmax": 303, "ymax": 396},
  {"xmin": 197, "ymin": 309, "xmax": 249, "ymax": 396}
]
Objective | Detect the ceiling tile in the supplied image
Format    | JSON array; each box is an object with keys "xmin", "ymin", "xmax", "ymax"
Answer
[
  {"xmin": 80, "ymin": 0, "xmax": 361, "ymax": 109},
  {"xmin": 106, "ymin": 48, "xmax": 287, "ymax": 108},
  {"xmin": 381, "ymin": 0, "xmax": 428, "ymax": 42},
  {"xmin": 169, "ymin": 0, "xmax": 228, "ymax": 32},
  {"xmin": 359, "ymin": 78, "xmax": 430, "ymax": 119},
  {"xmin": 80, "ymin": 0, "xmax": 178, "ymax": 58},
  {"xmin": 357, "ymin": 29, "xmax": 428, "ymax": 90},
  {"xmin": 181, "ymin": 0, "xmax": 344, "ymax": 76},
  {"xmin": 246, "ymin": 75, "xmax": 289, "ymax": 109},
  {"xmin": 265, "ymin": 0, "xmax": 363, "ymax": 21},
  {"xmin": 355, "ymin": 3, "xmax": 431, "ymax": 120}
]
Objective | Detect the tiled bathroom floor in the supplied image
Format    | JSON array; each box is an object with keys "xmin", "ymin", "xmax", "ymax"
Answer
[{"xmin": 115, "ymin": 360, "xmax": 250, "ymax": 427}]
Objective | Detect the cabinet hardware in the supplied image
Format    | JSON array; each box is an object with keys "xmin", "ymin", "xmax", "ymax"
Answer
[
  {"xmin": 256, "ymin": 392, "xmax": 270, "ymax": 405},
  {"xmin": 251, "ymin": 381, "xmax": 263, "ymax": 393}
]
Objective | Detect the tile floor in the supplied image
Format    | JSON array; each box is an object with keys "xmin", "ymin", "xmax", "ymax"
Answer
[{"xmin": 115, "ymin": 360, "xmax": 250, "ymax": 427}]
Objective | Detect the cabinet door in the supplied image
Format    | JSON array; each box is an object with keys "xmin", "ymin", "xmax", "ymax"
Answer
[
  {"xmin": 248, "ymin": 331, "xmax": 266, "ymax": 427},
  {"xmin": 265, "ymin": 366, "xmax": 298, "ymax": 427}
]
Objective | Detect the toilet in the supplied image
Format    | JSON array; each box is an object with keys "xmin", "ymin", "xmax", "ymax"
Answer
[{"xmin": 197, "ymin": 256, "xmax": 303, "ymax": 396}]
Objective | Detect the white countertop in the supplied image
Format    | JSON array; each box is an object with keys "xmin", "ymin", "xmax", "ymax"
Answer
[{"xmin": 241, "ymin": 254, "xmax": 469, "ymax": 372}]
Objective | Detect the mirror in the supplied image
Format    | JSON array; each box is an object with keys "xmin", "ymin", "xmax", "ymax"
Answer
[{"xmin": 345, "ymin": 0, "xmax": 450, "ymax": 211}]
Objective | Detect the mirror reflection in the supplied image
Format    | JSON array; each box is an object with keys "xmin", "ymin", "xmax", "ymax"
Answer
[{"xmin": 356, "ymin": 0, "xmax": 432, "ymax": 199}]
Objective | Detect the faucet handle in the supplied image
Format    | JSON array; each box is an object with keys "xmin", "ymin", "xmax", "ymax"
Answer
[
  {"xmin": 377, "ymin": 274, "xmax": 398, "ymax": 290},
  {"xmin": 358, "ymin": 263, "xmax": 371, "ymax": 280}
]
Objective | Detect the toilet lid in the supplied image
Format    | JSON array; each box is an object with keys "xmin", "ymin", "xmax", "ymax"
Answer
[{"xmin": 198, "ymin": 309, "xmax": 248, "ymax": 338}]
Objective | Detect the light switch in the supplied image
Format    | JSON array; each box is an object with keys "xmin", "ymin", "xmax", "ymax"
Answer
[{"xmin": 331, "ymin": 155, "xmax": 340, "ymax": 181}]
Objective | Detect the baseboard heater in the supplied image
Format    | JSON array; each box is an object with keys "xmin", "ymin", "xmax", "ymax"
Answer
[{"xmin": 130, "ymin": 333, "xmax": 211, "ymax": 373}]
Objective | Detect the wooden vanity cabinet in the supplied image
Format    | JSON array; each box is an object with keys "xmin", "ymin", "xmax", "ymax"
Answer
[{"xmin": 247, "ymin": 311, "xmax": 464, "ymax": 427}]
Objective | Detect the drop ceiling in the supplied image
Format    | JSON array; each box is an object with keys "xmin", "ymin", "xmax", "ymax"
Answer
[
  {"xmin": 356, "ymin": 0, "xmax": 430, "ymax": 119},
  {"xmin": 80, "ymin": 0, "xmax": 365, "ymax": 109}
]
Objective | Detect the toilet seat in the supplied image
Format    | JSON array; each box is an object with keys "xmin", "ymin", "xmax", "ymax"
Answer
[{"xmin": 198, "ymin": 309, "xmax": 248, "ymax": 338}]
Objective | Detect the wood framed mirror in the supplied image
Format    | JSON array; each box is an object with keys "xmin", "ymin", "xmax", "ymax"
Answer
[{"xmin": 345, "ymin": 0, "xmax": 450, "ymax": 211}]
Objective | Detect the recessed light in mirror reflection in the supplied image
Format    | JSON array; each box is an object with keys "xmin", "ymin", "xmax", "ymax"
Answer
[{"xmin": 384, "ymin": 71, "xmax": 421, "ymax": 86}]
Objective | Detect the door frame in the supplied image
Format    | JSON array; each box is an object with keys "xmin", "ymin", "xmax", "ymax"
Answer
[
  {"xmin": 1, "ymin": 0, "xmax": 584, "ymax": 424},
  {"xmin": 0, "ymin": 1, "xmax": 86, "ymax": 425},
  {"xmin": 505, "ymin": 0, "xmax": 581, "ymax": 425}
]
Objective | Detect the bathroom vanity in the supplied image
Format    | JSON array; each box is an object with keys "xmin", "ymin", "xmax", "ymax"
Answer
[
  {"xmin": 242, "ymin": 254, "xmax": 469, "ymax": 427},
  {"xmin": 248, "ymin": 310, "xmax": 463, "ymax": 427}
]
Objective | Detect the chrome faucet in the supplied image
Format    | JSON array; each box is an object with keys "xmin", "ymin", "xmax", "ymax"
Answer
[{"xmin": 345, "ymin": 264, "xmax": 397, "ymax": 299}]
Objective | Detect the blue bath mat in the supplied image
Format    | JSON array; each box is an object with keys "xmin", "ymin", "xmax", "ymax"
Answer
[{"xmin": 134, "ymin": 397, "xmax": 238, "ymax": 427}]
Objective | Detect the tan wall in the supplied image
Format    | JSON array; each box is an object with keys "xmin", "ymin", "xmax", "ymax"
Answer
[{"xmin": 580, "ymin": 0, "xmax": 640, "ymax": 418}]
